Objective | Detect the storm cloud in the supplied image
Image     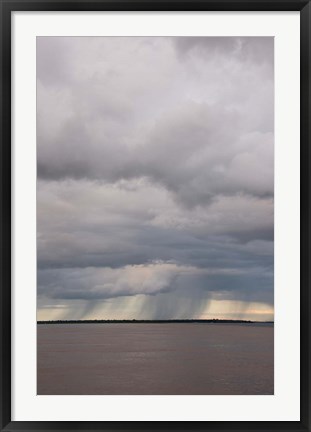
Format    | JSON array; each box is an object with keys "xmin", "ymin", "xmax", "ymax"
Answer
[{"xmin": 37, "ymin": 37, "xmax": 274, "ymax": 320}]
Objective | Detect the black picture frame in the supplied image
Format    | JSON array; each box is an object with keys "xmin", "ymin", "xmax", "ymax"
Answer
[{"xmin": 1, "ymin": 1, "xmax": 310, "ymax": 431}]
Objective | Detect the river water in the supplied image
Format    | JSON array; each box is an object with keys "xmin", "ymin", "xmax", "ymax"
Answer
[{"xmin": 37, "ymin": 323, "xmax": 273, "ymax": 395}]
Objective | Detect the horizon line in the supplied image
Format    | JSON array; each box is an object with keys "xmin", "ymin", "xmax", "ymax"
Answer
[{"xmin": 37, "ymin": 318, "xmax": 274, "ymax": 324}]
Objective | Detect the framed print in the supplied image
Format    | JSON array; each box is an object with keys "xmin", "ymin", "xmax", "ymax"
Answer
[{"xmin": 1, "ymin": 1, "xmax": 310, "ymax": 431}]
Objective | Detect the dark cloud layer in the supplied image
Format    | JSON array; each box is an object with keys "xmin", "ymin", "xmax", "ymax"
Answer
[{"xmin": 37, "ymin": 37, "xmax": 274, "ymax": 320}]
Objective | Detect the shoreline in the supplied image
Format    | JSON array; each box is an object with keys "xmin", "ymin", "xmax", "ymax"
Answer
[{"xmin": 37, "ymin": 319, "xmax": 274, "ymax": 325}]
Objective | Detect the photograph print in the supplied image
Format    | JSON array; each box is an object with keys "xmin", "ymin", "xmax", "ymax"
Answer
[{"xmin": 37, "ymin": 36, "xmax": 274, "ymax": 395}]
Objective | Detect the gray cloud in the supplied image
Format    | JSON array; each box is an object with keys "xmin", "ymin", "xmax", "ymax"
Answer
[
  {"xmin": 37, "ymin": 180, "xmax": 273, "ymax": 269},
  {"xmin": 174, "ymin": 36, "xmax": 274, "ymax": 65},
  {"xmin": 37, "ymin": 101, "xmax": 273, "ymax": 207},
  {"xmin": 37, "ymin": 37, "xmax": 274, "ymax": 319},
  {"xmin": 38, "ymin": 263, "xmax": 273, "ymax": 305},
  {"xmin": 37, "ymin": 37, "xmax": 273, "ymax": 207}
]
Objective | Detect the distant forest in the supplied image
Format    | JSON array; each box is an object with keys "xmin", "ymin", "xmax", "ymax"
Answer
[{"xmin": 37, "ymin": 319, "xmax": 274, "ymax": 325}]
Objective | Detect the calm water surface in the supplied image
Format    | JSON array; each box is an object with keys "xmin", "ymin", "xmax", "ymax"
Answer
[{"xmin": 37, "ymin": 323, "xmax": 273, "ymax": 395}]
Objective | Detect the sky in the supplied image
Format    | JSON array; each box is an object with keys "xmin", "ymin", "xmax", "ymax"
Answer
[{"xmin": 37, "ymin": 36, "xmax": 274, "ymax": 321}]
